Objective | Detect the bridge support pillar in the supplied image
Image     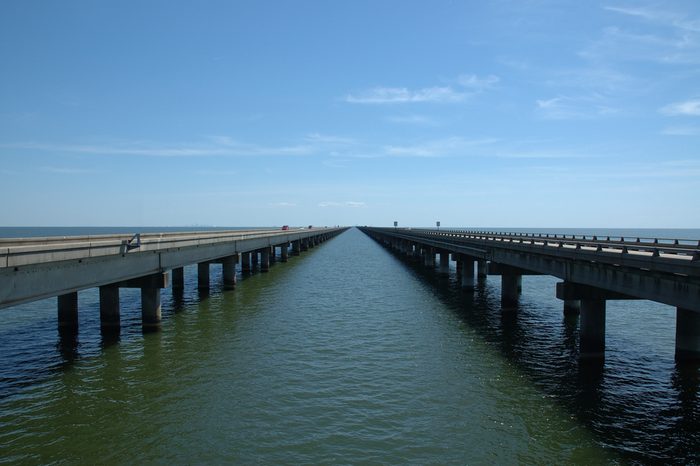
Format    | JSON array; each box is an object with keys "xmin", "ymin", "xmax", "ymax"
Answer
[
  {"xmin": 222, "ymin": 255, "xmax": 237, "ymax": 290},
  {"xmin": 564, "ymin": 300, "xmax": 581, "ymax": 315},
  {"xmin": 261, "ymin": 248, "xmax": 270, "ymax": 272},
  {"xmin": 292, "ymin": 240, "xmax": 301, "ymax": 255},
  {"xmin": 477, "ymin": 260, "xmax": 487, "ymax": 279},
  {"xmin": 57, "ymin": 292, "xmax": 79, "ymax": 328},
  {"xmin": 281, "ymin": 243, "xmax": 289, "ymax": 262},
  {"xmin": 423, "ymin": 248, "xmax": 435, "ymax": 267},
  {"xmin": 252, "ymin": 251, "xmax": 259, "ymax": 268},
  {"xmin": 501, "ymin": 275, "xmax": 521, "ymax": 310},
  {"xmin": 99, "ymin": 285, "xmax": 120, "ymax": 328},
  {"xmin": 241, "ymin": 252, "xmax": 251, "ymax": 273},
  {"xmin": 460, "ymin": 257, "xmax": 475, "ymax": 290},
  {"xmin": 301, "ymin": 239, "xmax": 308, "ymax": 251},
  {"xmin": 172, "ymin": 267, "xmax": 184, "ymax": 289},
  {"xmin": 580, "ymin": 299, "xmax": 606, "ymax": 359},
  {"xmin": 198, "ymin": 262, "xmax": 210, "ymax": 289},
  {"xmin": 270, "ymin": 246, "xmax": 277, "ymax": 264},
  {"xmin": 676, "ymin": 308, "xmax": 700, "ymax": 361},
  {"xmin": 439, "ymin": 252, "xmax": 450, "ymax": 274},
  {"xmin": 141, "ymin": 287, "xmax": 162, "ymax": 328}
]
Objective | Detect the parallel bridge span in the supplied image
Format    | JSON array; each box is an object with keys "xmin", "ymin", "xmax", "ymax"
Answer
[
  {"xmin": 359, "ymin": 227, "xmax": 700, "ymax": 361},
  {"xmin": 0, "ymin": 227, "xmax": 347, "ymax": 330}
]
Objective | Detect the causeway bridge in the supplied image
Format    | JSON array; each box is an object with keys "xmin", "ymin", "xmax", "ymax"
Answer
[
  {"xmin": 360, "ymin": 227, "xmax": 700, "ymax": 361},
  {"xmin": 0, "ymin": 227, "xmax": 346, "ymax": 330}
]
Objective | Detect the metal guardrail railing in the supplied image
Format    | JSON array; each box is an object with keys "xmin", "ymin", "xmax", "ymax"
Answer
[
  {"xmin": 0, "ymin": 228, "xmax": 336, "ymax": 268},
  {"xmin": 370, "ymin": 227, "xmax": 700, "ymax": 269}
]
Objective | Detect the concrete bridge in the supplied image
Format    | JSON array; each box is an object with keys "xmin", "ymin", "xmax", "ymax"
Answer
[
  {"xmin": 359, "ymin": 227, "xmax": 700, "ymax": 361},
  {"xmin": 0, "ymin": 227, "xmax": 347, "ymax": 330}
]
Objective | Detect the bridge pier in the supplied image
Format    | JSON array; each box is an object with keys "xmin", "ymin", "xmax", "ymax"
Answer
[
  {"xmin": 241, "ymin": 252, "xmax": 251, "ymax": 273},
  {"xmin": 564, "ymin": 299, "xmax": 581, "ymax": 315},
  {"xmin": 261, "ymin": 248, "xmax": 270, "ymax": 272},
  {"xmin": 251, "ymin": 251, "xmax": 259, "ymax": 269},
  {"xmin": 477, "ymin": 260, "xmax": 487, "ymax": 279},
  {"xmin": 270, "ymin": 246, "xmax": 277, "ymax": 264},
  {"xmin": 301, "ymin": 239, "xmax": 309, "ymax": 251},
  {"xmin": 172, "ymin": 267, "xmax": 184, "ymax": 290},
  {"xmin": 501, "ymin": 274, "xmax": 521, "ymax": 310},
  {"xmin": 198, "ymin": 262, "xmax": 210, "ymax": 289},
  {"xmin": 292, "ymin": 240, "xmax": 301, "ymax": 255},
  {"xmin": 99, "ymin": 285, "xmax": 120, "ymax": 328},
  {"xmin": 439, "ymin": 252, "xmax": 450, "ymax": 274},
  {"xmin": 460, "ymin": 256, "xmax": 475, "ymax": 290},
  {"xmin": 281, "ymin": 243, "xmax": 289, "ymax": 262},
  {"xmin": 580, "ymin": 299, "xmax": 606, "ymax": 359},
  {"xmin": 423, "ymin": 247, "xmax": 435, "ymax": 267},
  {"xmin": 57, "ymin": 292, "xmax": 79, "ymax": 328},
  {"xmin": 141, "ymin": 287, "xmax": 162, "ymax": 328},
  {"xmin": 676, "ymin": 308, "xmax": 700, "ymax": 361},
  {"xmin": 222, "ymin": 255, "xmax": 237, "ymax": 290}
]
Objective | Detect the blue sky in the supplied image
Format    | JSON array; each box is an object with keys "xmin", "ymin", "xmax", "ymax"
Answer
[{"xmin": 1, "ymin": 1, "xmax": 699, "ymax": 228}]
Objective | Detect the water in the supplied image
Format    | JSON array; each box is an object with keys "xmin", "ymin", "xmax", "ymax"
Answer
[{"xmin": 0, "ymin": 227, "xmax": 698, "ymax": 464}]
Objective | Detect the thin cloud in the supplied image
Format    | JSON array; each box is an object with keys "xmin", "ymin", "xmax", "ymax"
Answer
[
  {"xmin": 345, "ymin": 73, "xmax": 499, "ymax": 104},
  {"xmin": 318, "ymin": 201, "xmax": 366, "ymax": 208},
  {"xmin": 384, "ymin": 137, "xmax": 499, "ymax": 158},
  {"xmin": 268, "ymin": 202, "xmax": 297, "ymax": 207},
  {"xmin": 385, "ymin": 114, "xmax": 439, "ymax": 126},
  {"xmin": 345, "ymin": 86, "xmax": 467, "ymax": 104},
  {"xmin": 535, "ymin": 94, "xmax": 619, "ymax": 120},
  {"xmin": 661, "ymin": 125, "xmax": 700, "ymax": 135},
  {"xmin": 41, "ymin": 166, "xmax": 102, "ymax": 174},
  {"xmin": 660, "ymin": 99, "xmax": 700, "ymax": 116}
]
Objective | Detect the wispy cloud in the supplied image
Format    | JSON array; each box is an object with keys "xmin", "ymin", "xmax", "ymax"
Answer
[
  {"xmin": 318, "ymin": 201, "xmax": 366, "ymax": 208},
  {"xmin": 584, "ymin": 6, "xmax": 700, "ymax": 64},
  {"xmin": 345, "ymin": 86, "xmax": 467, "ymax": 104},
  {"xmin": 345, "ymin": 73, "xmax": 499, "ymax": 104},
  {"xmin": 41, "ymin": 166, "xmax": 102, "ymax": 174},
  {"xmin": 384, "ymin": 137, "xmax": 499, "ymax": 157},
  {"xmin": 535, "ymin": 94, "xmax": 620, "ymax": 120},
  {"xmin": 385, "ymin": 114, "xmax": 439, "ymax": 126},
  {"xmin": 2, "ymin": 137, "xmax": 316, "ymax": 158},
  {"xmin": 660, "ymin": 98, "xmax": 700, "ymax": 116},
  {"xmin": 269, "ymin": 202, "xmax": 297, "ymax": 207},
  {"xmin": 661, "ymin": 125, "xmax": 700, "ymax": 135}
]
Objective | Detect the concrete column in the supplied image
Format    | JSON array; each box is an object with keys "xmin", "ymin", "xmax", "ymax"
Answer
[
  {"xmin": 99, "ymin": 285, "xmax": 120, "ymax": 328},
  {"xmin": 261, "ymin": 248, "xmax": 270, "ymax": 272},
  {"xmin": 57, "ymin": 292, "xmax": 78, "ymax": 328},
  {"xmin": 198, "ymin": 262, "xmax": 210, "ymax": 289},
  {"xmin": 222, "ymin": 255, "xmax": 237, "ymax": 290},
  {"xmin": 461, "ymin": 257, "xmax": 475, "ymax": 290},
  {"xmin": 564, "ymin": 299, "xmax": 581, "ymax": 315},
  {"xmin": 292, "ymin": 240, "xmax": 301, "ymax": 256},
  {"xmin": 141, "ymin": 287, "xmax": 162, "ymax": 328},
  {"xmin": 501, "ymin": 275, "xmax": 521, "ymax": 310},
  {"xmin": 439, "ymin": 252, "xmax": 450, "ymax": 274},
  {"xmin": 676, "ymin": 307, "xmax": 700, "ymax": 361},
  {"xmin": 270, "ymin": 246, "xmax": 277, "ymax": 264},
  {"xmin": 281, "ymin": 243, "xmax": 289, "ymax": 262},
  {"xmin": 301, "ymin": 239, "xmax": 309, "ymax": 251},
  {"xmin": 455, "ymin": 260, "xmax": 462, "ymax": 277},
  {"xmin": 241, "ymin": 252, "xmax": 251, "ymax": 272},
  {"xmin": 251, "ymin": 251, "xmax": 259, "ymax": 268},
  {"xmin": 477, "ymin": 260, "xmax": 488, "ymax": 279},
  {"xmin": 423, "ymin": 248, "xmax": 435, "ymax": 267},
  {"xmin": 172, "ymin": 267, "xmax": 184, "ymax": 289},
  {"xmin": 580, "ymin": 299, "xmax": 606, "ymax": 358},
  {"xmin": 412, "ymin": 243, "xmax": 421, "ymax": 259}
]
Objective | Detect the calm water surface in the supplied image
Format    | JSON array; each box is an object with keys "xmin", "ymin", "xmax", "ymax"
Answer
[{"xmin": 0, "ymin": 228, "xmax": 698, "ymax": 464}]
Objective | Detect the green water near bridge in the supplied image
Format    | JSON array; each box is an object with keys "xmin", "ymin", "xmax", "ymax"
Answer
[{"xmin": 0, "ymin": 228, "xmax": 698, "ymax": 463}]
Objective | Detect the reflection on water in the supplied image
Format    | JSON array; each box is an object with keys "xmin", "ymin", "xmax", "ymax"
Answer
[{"xmin": 0, "ymin": 228, "xmax": 697, "ymax": 464}]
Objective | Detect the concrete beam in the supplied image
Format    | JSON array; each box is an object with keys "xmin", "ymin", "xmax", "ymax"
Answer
[
  {"xmin": 488, "ymin": 262, "xmax": 543, "ymax": 276},
  {"xmin": 118, "ymin": 272, "xmax": 170, "ymax": 289},
  {"xmin": 556, "ymin": 281, "xmax": 639, "ymax": 301}
]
